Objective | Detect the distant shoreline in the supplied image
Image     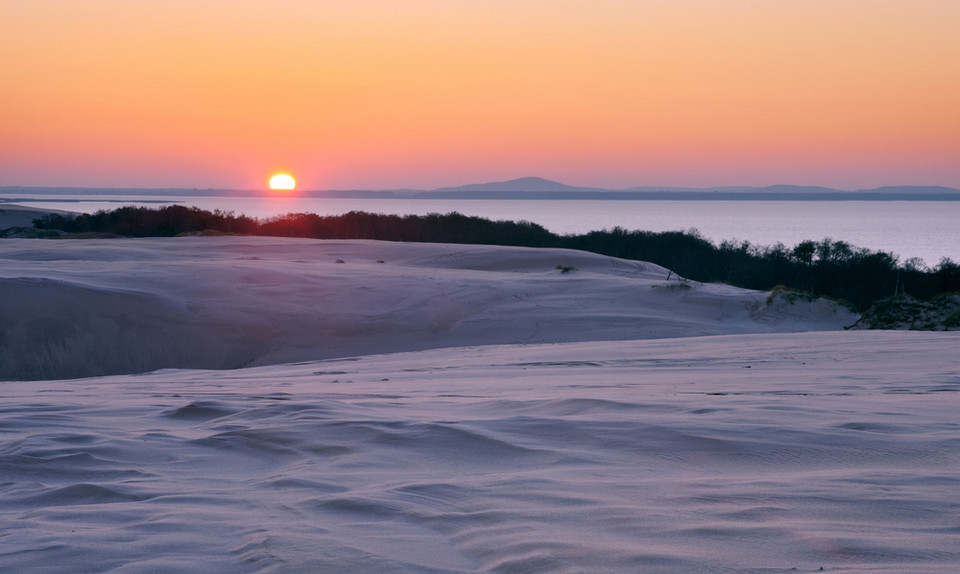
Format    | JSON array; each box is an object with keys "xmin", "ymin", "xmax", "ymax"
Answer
[
  {"xmin": 4, "ymin": 176, "xmax": 960, "ymax": 201},
  {"xmin": 4, "ymin": 189, "xmax": 960, "ymax": 201}
]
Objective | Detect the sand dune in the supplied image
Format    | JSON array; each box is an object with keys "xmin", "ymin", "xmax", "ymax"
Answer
[
  {"xmin": 0, "ymin": 204, "xmax": 72, "ymax": 234},
  {"xmin": 3, "ymin": 237, "xmax": 957, "ymax": 572},
  {"xmin": 2, "ymin": 331, "xmax": 959, "ymax": 572},
  {"xmin": 0, "ymin": 205, "xmax": 52, "ymax": 229},
  {"xmin": 1, "ymin": 237, "xmax": 856, "ymax": 380}
]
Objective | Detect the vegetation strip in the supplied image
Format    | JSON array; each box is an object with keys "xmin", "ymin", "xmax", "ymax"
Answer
[{"xmin": 33, "ymin": 206, "xmax": 960, "ymax": 314}]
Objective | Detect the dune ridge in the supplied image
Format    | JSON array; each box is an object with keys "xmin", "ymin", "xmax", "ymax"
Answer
[
  {"xmin": 3, "ymin": 236, "xmax": 957, "ymax": 572},
  {"xmin": 1, "ymin": 236, "xmax": 856, "ymax": 381}
]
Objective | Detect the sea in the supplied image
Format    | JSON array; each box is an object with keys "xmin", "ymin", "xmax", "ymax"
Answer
[{"xmin": 4, "ymin": 193, "xmax": 958, "ymax": 267}]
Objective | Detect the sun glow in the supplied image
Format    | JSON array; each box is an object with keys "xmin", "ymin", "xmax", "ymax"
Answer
[{"xmin": 269, "ymin": 173, "xmax": 296, "ymax": 191}]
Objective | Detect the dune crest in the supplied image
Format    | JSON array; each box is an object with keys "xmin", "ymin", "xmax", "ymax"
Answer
[{"xmin": 1, "ymin": 237, "xmax": 857, "ymax": 380}]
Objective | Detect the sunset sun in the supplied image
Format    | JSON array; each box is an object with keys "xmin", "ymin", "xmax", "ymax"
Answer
[{"xmin": 269, "ymin": 173, "xmax": 296, "ymax": 191}]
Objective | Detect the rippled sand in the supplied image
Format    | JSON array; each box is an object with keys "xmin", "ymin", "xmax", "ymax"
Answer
[{"xmin": 2, "ymin": 238, "xmax": 958, "ymax": 572}]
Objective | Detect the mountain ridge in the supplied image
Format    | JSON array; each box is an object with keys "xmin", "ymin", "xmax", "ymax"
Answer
[
  {"xmin": 428, "ymin": 178, "xmax": 960, "ymax": 195},
  {"xmin": 3, "ymin": 180, "xmax": 959, "ymax": 198},
  {"xmin": 430, "ymin": 177, "xmax": 611, "ymax": 193}
]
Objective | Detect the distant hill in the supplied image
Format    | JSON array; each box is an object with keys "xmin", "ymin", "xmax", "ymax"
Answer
[
  {"xmin": 4, "ymin": 180, "xmax": 959, "ymax": 200},
  {"xmin": 623, "ymin": 185, "xmax": 755, "ymax": 193},
  {"xmin": 621, "ymin": 185, "xmax": 839, "ymax": 194},
  {"xmin": 753, "ymin": 185, "xmax": 840, "ymax": 194},
  {"xmin": 431, "ymin": 177, "xmax": 609, "ymax": 193},
  {"xmin": 623, "ymin": 184, "xmax": 960, "ymax": 195},
  {"xmin": 422, "ymin": 179, "xmax": 960, "ymax": 200},
  {"xmin": 856, "ymin": 186, "xmax": 960, "ymax": 195}
]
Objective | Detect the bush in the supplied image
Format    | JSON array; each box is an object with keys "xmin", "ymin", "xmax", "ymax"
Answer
[{"xmin": 765, "ymin": 285, "xmax": 817, "ymax": 306}]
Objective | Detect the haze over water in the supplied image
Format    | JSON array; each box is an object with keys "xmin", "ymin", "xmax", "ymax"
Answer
[{"xmin": 9, "ymin": 193, "xmax": 958, "ymax": 266}]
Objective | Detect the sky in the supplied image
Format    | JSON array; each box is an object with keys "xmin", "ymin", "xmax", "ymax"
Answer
[{"xmin": 3, "ymin": 0, "xmax": 959, "ymax": 191}]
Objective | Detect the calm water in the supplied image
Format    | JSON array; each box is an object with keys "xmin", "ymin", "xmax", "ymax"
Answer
[{"xmin": 6, "ymin": 194, "xmax": 958, "ymax": 266}]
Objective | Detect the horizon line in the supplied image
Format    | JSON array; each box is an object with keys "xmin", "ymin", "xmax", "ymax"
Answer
[{"xmin": 3, "ymin": 179, "xmax": 960, "ymax": 194}]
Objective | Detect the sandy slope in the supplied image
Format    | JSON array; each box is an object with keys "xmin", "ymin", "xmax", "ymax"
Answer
[
  {"xmin": 5, "ymin": 237, "xmax": 956, "ymax": 573},
  {"xmin": 1, "ymin": 332, "xmax": 958, "ymax": 572},
  {"xmin": 0, "ymin": 205, "xmax": 48, "ymax": 229},
  {"xmin": 1, "ymin": 237, "xmax": 856, "ymax": 380},
  {"xmin": 0, "ymin": 204, "xmax": 71, "ymax": 231}
]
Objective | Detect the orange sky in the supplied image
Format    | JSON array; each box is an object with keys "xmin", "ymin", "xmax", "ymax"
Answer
[{"xmin": 2, "ymin": 0, "xmax": 959, "ymax": 190}]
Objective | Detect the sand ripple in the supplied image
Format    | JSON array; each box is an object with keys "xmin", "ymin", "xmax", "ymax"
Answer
[{"xmin": 2, "ymin": 332, "xmax": 959, "ymax": 572}]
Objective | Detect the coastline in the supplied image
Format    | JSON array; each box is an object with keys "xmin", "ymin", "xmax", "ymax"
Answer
[{"xmin": 5, "ymin": 182, "xmax": 960, "ymax": 201}]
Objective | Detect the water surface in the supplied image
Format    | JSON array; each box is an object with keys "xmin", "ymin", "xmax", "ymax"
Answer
[{"xmin": 6, "ymin": 194, "xmax": 957, "ymax": 265}]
